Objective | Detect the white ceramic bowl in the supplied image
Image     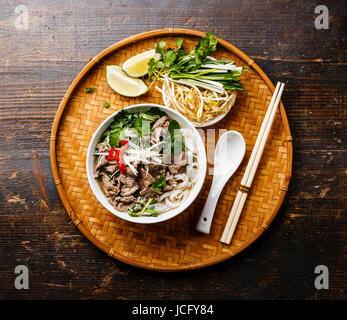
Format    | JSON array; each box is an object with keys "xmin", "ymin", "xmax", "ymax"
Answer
[{"xmin": 86, "ymin": 103, "xmax": 207, "ymax": 224}]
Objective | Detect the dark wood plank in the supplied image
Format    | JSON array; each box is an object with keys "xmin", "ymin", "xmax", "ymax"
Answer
[{"xmin": 0, "ymin": 0, "xmax": 346, "ymax": 299}]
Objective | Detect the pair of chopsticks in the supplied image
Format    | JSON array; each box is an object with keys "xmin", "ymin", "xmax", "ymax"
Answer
[{"xmin": 220, "ymin": 82, "xmax": 285, "ymax": 244}]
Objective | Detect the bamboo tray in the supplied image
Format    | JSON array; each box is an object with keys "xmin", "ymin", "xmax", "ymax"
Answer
[{"xmin": 50, "ymin": 28, "xmax": 292, "ymax": 271}]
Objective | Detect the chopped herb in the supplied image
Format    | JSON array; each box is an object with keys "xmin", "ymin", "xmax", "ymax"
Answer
[
  {"xmin": 133, "ymin": 191, "xmax": 140, "ymax": 198},
  {"xmin": 101, "ymin": 109, "xmax": 133, "ymax": 145},
  {"xmin": 168, "ymin": 119, "xmax": 180, "ymax": 137},
  {"xmin": 144, "ymin": 209, "xmax": 159, "ymax": 216},
  {"xmin": 140, "ymin": 113, "xmax": 159, "ymax": 122},
  {"xmin": 128, "ymin": 211, "xmax": 140, "ymax": 217},
  {"xmin": 168, "ymin": 119, "xmax": 185, "ymax": 155},
  {"xmin": 104, "ymin": 102, "xmax": 111, "ymax": 108},
  {"xmin": 138, "ymin": 198, "xmax": 153, "ymax": 216},
  {"xmin": 110, "ymin": 109, "xmax": 133, "ymax": 129},
  {"xmin": 85, "ymin": 87, "xmax": 96, "ymax": 93},
  {"xmin": 193, "ymin": 31, "xmax": 217, "ymax": 65},
  {"xmin": 144, "ymin": 209, "xmax": 159, "ymax": 214},
  {"xmin": 132, "ymin": 116, "xmax": 144, "ymax": 137},
  {"xmin": 175, "ymin": 37, "xmax": 183, "ymax": 49},
  {"xmin": 143, "ymin": 107, "xmax": 167, "ymax": 118},
  {"xmin": 151, "ymin": 176, "xmax": 167, "ymax": 192},
  {"xmin": 108, "ymin": 129, "xmax": 121, "ymax": 146}
]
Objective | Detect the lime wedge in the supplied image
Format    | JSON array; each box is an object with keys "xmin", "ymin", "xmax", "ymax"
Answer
[
  {"xmin": 122, "ymin": 49, "xmax": 160, "ymax": 77},
  {"xmin": 106, "ymin": 66, "xmax": 148, "ymax": 97}
]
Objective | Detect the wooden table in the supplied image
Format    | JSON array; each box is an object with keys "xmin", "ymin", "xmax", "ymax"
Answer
[{"xmin": 0, "ymin": 0, "xmax": 345, "ymax": 299}]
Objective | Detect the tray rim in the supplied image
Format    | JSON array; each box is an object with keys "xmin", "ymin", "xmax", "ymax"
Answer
[{"xmin": 50, "ymin": 28, "xmax": 293, "ymax": 271}]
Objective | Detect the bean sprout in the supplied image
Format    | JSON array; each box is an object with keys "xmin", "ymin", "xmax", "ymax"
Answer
[{"xmin": 159, "ymin": 74, "xmax": 237, "ymax": 126}]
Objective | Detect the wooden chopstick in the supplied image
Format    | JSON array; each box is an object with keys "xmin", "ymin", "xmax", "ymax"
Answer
[
  {"xmin": 220, "ymin": 82, "xmax": 281, "ymax": 238},
  {"xmin": 220, "ymin": 82, "xmax": 285, "ymax": 244}
]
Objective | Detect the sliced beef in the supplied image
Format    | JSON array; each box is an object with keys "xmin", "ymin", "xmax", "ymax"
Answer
[
  {"xmin": 152, "ymin": 116, "xmax": 169, "ymax": 130},
  {"xmin": 150, "ymin": 127, "xmax": 169, "ymax": 145},
  {"xmin": 143, "ymin": 189, "xmax": 161, "ymax": 202},
  {"xmin": 94, "ymin": 146, "xmax": 111, "ymax": 177},
  {"xmin": 168, "ymin": 152, "xmax": 187, "ymax": 174},
  {"xmin": 138, "ymin": 167, "xmax": 155, "ymax": 195},
  {"xmin": 119, "ymin": 173, "xmax": 139, "ymax": 197},
  {"xmin": 105, "ymin": 164, "xmax": 117, "ymax": 173},
  {"xmin": 150, "ymin": 128, "xmax": 161, "ymax": 145},
  {"xmin": 97, "ymin": 145, "xmax": 109, "ymax": 153},
  {"xmin": 148, "ymin": 164, "xmax": 166, "ymax": 180},
  {"xmin": 163, "ymin": 171, "xmax": 178, "ymax": 192},
  {"xmin": 119, "ymin": 173, "xmax": 137, "ymax": 186},
  {"xmin": 101, "ymin": 174, "xmax": 120, "ymax": 197},
  {"xmin": 109, "ymin": 195, "xmax": 137, "ymax": 212},
  {"xmin": 113, "ymin": 195, "xmax": 136, "ymax": 203},
  {"xmin": 121, "ymin": 184, "xmax": 139, "ymax": 197},
  {"xmin": 95, "ymin": 155, "xmax": 108, "ymax": 173},
  {"xmin": 125, "ymin": 166, "xmax": 137, "ymax": 177}
]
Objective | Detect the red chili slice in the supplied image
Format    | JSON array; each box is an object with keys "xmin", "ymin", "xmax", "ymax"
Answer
[
  {"xmin": 115, "ymin": 150, "xmax": 120, "ymax": 163},
  {"xmin": 118, "ymin": 152, "xmax": 126, "ymax": 174},
  {"xmin": 119, "ymin": 140, "xmax": 129, "ymax": 153},
  {"xmin": 107, "ymin": 140, "xmax": 128, "ymax": 173},
  {"xmin": 107, "ymin": 147, "xmax": 116, "ymax": 161}
]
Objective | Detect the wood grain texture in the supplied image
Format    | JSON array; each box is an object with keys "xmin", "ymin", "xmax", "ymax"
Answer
[{"xmin": 0, "ymin": 0, "xmax": 346, "ymax": 299}]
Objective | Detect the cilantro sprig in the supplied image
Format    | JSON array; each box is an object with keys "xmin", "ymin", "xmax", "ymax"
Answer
[
  {"xmin": 151, "ymin": 176, "xmax": 167, "ymax": 192},
  {"xmin": 148, "ymin": 32, "xmax": 217, "ymax": 80}
]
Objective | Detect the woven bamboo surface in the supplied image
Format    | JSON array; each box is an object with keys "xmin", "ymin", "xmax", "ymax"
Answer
[{"xmin": 50, "ymin": 28, "xmax": 292, "ymax": 271}]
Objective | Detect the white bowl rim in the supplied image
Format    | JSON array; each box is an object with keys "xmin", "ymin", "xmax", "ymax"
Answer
[{"xmin": 86, "ymin": 103, "xmax": 207, "ymax": 224}]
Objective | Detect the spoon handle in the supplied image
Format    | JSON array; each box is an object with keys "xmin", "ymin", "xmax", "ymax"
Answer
[{"xmin": 196, "ymin": 186, "xmax": 222, "ymax": 234}]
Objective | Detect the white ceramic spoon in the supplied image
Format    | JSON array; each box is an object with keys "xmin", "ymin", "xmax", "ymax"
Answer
[{"xmin": 196, "ymin": 131, "xmax": 246, "ymax": 234}]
